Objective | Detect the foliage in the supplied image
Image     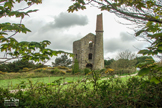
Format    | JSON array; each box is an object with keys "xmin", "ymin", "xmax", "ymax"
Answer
[
  {"xmin": 72, "ymin": 59, "xmax": 79, "ymax": 74},
  {"xmin": 57, "ymin": 66, "xmax": 69, "ymax": 70},
  {"xmin": 34, "ymin": 68, "xmax": 44, "ymax": 72},
  {"xmin": 0, "ymin": 60, "xmax": 37, "ymax": 72},
  {"xmin": 111, "ymin": 59, "xmax": 136, "ymax": 75},
  {"xmin": 136, "ymin": 56, "xmax": 154, "ymax": 65},
  {"xmin": 1, "ymin": 76, "xmax": 162, "ymax": 107},
  {"xmin": 51, "ymin": 67, "xmax": 60, "ymax": 74},
  {"xmin": 52, "ymin": 55, "xmax": 72, "ymax": 67},
  {"xmin": 105, "ymin": 68, "xmax": 114, "ymax": 74},
  {"xmin": 100, "ymin": 68, "xmax": 106, "ymax": 73},
  {"xmin": 0, "ymin": 71, "xmax": 6, "ymax": 75},
  {"xmin": 66, "ymin": 69, "xmax": 72, "ymax": 73},
  {"xmin": 104, "ymin": 59, "xmax": 114, "ymax": 68},
  {"xmin": 109, "ymin": 50, "xmax": 137, "ymax": 74},
  {"xmin": 0, "ymin": 0, "xmax": 72, "ymax": 66},
  {"xmin": 60, "ymin": 70, "xmax": 66, "ymax": 75},
  {"xmin": 84, "ymin": 68, "xmax": 91, "ymax": 75},
  {"xmin": 21, "ymin": 67, "xmax": 29, "ymax": 72}
]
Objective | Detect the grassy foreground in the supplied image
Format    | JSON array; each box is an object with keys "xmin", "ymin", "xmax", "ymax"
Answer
[
  {"xmin": 0, "ymin": 75, "xmax": 161, "ymax": 108},
  {"xmin": 0, "ymin": 75, "xmax": 86, "ymax": 89},
  {"xmin": 0, "ymin": 70, "xmax": 139, "ymax": 89},
  {"xmin": 1, "ymin": 71, "xmax": 161, "ymax": 108}
]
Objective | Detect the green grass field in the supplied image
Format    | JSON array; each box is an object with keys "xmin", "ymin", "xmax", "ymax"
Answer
[
  {"xmin": 0, "ymin": 71, "xmax": 144, "ymax": 90},
  {"xmin": 0, "ymin": 75, "xmax": 86, "ymax": 89}
]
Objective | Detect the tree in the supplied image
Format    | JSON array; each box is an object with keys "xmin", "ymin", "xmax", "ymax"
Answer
[
  {"xmin": 110, "ymin": 50, "xmax": 136, "ymax": 73},
  {"xmin": 68, "ymin": 0, "xmax": 162, "ymax": 84},
  {"xmin": 104, "ymin": 59, "xmax": 114, "ymax": 68},
  {"xmin": 52, "ymin": 55, "xmax": 72, "ymax": 67},
  {"xmin": 0, "ymin": 0, "xmax": 72, "ymax": 65},
  {"xmin": 114, "ymin": 50, "xmax": 137, "ymax": 69},
  {"xmin": 116, "ymin": 50, "xmax": 136, "ymax": 60}
]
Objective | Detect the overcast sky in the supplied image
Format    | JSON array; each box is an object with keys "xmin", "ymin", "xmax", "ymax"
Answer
[{"xmin": 1, "ymin": 0, "xmax": 154, "ymax": 65}]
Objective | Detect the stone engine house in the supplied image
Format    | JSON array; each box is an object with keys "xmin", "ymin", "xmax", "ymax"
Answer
[{"xmin": 73, "ymin": 13, "xmax": 104, "ymax": 70}]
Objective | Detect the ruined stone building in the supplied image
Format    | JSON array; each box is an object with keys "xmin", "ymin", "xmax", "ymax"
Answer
[{"xmin": 73, "ymin": 13, "xmax": 104, "ymax": 70}]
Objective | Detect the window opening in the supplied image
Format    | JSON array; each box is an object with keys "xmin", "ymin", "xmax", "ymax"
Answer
[
  {"xmin": 89, "ymin": 41, "xmax": 93, "ymax": 48},
  {"xmin": 88, "ymin": 53, "xmax": 92, "ymax": 60}
]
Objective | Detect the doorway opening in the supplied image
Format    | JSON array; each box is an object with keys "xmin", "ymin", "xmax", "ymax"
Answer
[{"xmin": 86, "ymin": 63, "xmax": 93, "ymax": 70}]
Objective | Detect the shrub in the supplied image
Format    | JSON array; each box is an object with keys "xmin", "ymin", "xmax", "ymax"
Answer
[
  {"xmin": 87, "ymin": 71, "xmax": 92, "ymax": 75},
  {"xmin": 47, "ymin": 67, "xmax": 53, "ymax": 69},
  {"xmin": 34, "ymin": 68, "xmax": 43, "ymax": 72},
  {"xmin": 79, "ymin": 69, "xmax": 84, "ymax": 73},
  {"xmin": 100, "ymin": 68, "xmax": 106, "ymax": 74},
  {"xmin": 105, "ymin": 68, "xmax": 114, "ymax": 74},
  {"xmin": 115, "ymin": 68, "xmax": 136, "ymax": 75},
  {"xmin": 22, "ymin": 67, "xmax": 29, "ymax": 72},
  {"xmin": 60, "ymin": 70, "xmax": 66, "ymax": 74},
  {"xmin": 57, "ymin": 66, "xmax": 69, "ymax": 70},
  {"xmin": 0, "ymin": 77, "xmax": 162, "ymax": 107},
  {"xmin": 84, "ymin": 68, "xmax": 91, "ymax": 75},
  {"xmin": 51, "ymin": 67, "xmax": 60, "ymax": 74},
  {"xmin": 27, "ymin": 72, "xmax": 35, "ymax": 77},
  {"xmin": 0, "ymin": 71, "xmax": 5, "ymax": 75},
  {"xmin": 66, "ymin": 69, "xmax": 72, "ymax": 73},
  {"xmin": 72, "ymin": 59, "xmax": 79, "ymax": 74}
]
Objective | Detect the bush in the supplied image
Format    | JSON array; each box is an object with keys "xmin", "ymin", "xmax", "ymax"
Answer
[
  {"xmin": 104, "ymin": 68, "xmax": 114, "ymax": 75},
  {"xmin": 84, "ymin": 68, "xmax": 91, "ymax": 75},
  {"xmin": 87, "ymin": 71, "xmax": 92, "ymax": 75},
  {"xmin": 34, "ymin": 68, "xmax": 43, "ymax": 72},
  {"xmin": 100, "ymin": 68, "xmax": 106, "ymax": 73},
  {"xmin": 66, "ymin": 69, "xmax": 72, "ymax": 73},
  {"xmin": 60, "ymin": 70, "xmax": 66, "ymax": 74},
  {"xmin": 0, "ymin": 71, "xmax": 6, "ymax": 75},
  {"xmin": 0, "ymin": 77, "xmax": 162, "ymax": 107},
  {"xmin": 72, "ymin": 59, "xmax": 79, "ymax": 74},
  {"xmin": 57, "ymin": 66, "xmax": 69, "ymax": 70},
  {"xmin": 51, "ymin": 68, "xmax": 60, "ymax": 74},
  {"xmin": 21, "ymin": 67, "xmax": 29, "ymax": 72},
  {"xmin": 115, "ymin": 68, "xmax": 136, "ymax": 75}
]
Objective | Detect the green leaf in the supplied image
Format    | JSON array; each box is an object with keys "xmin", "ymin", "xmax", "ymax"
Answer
[
  {"xmin": 157, "ymin": 45, "xmax": 162, "ymax": 50},
  {"xmin": 157, "ymin": 66, "xmax": 162, "ymax": 71},
  {"xmin": 135, "ymin": 30, "xmax": 145, "ymax": 36},
  {"xmin": 150, "ymin": 77, "xmax": 162, "ymax": 84},
  {"xmin": 4, "ymin": 2, "xmax": 13, "ymax": 9},
  {"xmin": 0, "ymin": 36, "xmax": 4, "ymax": 39},
  {"xmin": 138, "ymin": 68, "xmax": 150, "ymax": 76},
  {"xmin": 26, "ymin": 9, "xmax": 38, "ymax": 14},
  {"xmin": 138, "ymin": 49, "xmax": 149, "ymax": 55}
]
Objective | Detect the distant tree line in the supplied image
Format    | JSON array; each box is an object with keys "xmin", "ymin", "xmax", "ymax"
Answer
[
  {"xmin": 0, "ymin": 60, "xmax": 45, "ymax": 72},
  {"xmin": 104, "ymin": 50, "xmax": 154, "ymax": 74}
]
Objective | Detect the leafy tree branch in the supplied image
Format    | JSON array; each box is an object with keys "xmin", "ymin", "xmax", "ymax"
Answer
[{"xmin": 0, "ymin": 0, "xmax": 73, "ymax": 65}]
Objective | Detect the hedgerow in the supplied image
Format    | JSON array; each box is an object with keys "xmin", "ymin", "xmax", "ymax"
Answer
[{"xmin": 0, "ymin": 75, "xmax": 161, "ymax": 107}]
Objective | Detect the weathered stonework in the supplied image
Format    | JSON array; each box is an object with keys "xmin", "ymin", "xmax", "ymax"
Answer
[{"xmin": 73, "ymin": 13, "xmax": 104, "ymax": 70}]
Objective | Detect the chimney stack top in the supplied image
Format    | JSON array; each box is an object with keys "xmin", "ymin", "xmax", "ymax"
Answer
[{"xmin": 96, "ymin": 13, "xmax": 103, "ymax": 32}]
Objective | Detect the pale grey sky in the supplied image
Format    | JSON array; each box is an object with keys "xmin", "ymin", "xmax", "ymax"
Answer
[{"xmin": 1, "ymin": 0, "xmax": 152, "ymax": 65}]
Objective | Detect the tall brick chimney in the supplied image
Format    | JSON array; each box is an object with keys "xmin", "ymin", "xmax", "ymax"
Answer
[
  {"xmin": 96, "ymin": 13, "xmax": 103, "ymax": 32},
  {"xmin": 93, "ymin": 13, "xmax": 104, "ymax": 70}
]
